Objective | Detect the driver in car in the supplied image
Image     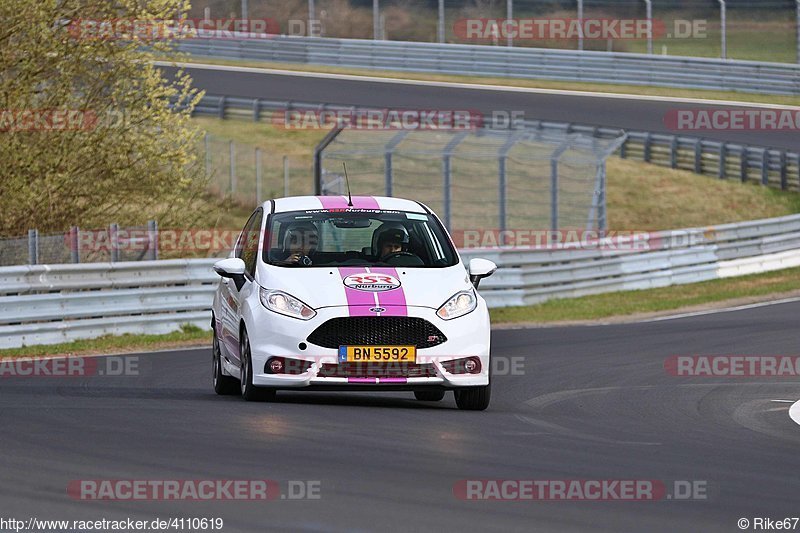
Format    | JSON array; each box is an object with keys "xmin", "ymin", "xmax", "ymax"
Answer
[
  {"xmin": 280, "ymin": 222, "xmax": 319, "ymax": 266},
  {"xmin": 377, "ymin": 227, "xmax": 410, "ymax": 261}
]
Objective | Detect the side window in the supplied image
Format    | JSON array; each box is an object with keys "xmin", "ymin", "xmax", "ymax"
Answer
[{"xmin": 237, "ymin": 208, "xmax": 263, "ymax": 277}]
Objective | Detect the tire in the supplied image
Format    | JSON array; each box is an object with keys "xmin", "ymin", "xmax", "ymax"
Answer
[
  {"xmin": 213, "ymin": 325, "xmax": 239, "ymax": 396},
  {"xmin": 414, "ymin": 390, "xmax": 445, "ymax": 402},
  {"xmin": 454, "ymin": 382, "xmax": 491, "ymax": 411},
  {"xmin": 239, "ymin": 328, "xmax": 276, "ymax": 402}
]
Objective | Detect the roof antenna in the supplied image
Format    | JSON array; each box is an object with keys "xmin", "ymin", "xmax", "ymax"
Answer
[{"xmin": 342, "ymin": 162, "xmax": 353, "ymax": 207}]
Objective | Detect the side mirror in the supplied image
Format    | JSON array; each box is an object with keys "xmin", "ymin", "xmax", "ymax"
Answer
[
  {"xmin": 213, "ymin": 258, "xmax": 247, "ymax": 290},
  {"xmin": 468, "ymin": 258, "xmax": 497, "ymax": 288}
]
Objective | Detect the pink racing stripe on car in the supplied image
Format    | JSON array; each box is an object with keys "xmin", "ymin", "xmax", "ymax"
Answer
[
  {"xmin": 371, "ymin": 267, "xmax": 407, "ymax": 316},
  {"xmin": 348, "ymin": 377, "xmax": 377, "ymax": 384},
  {"xmin": 318, "ymin": 196, "xmax": 380, "ymax": 210},
  {"xmin": 338, "ymin": 267, "xmax": 375, "ymax": 316}
]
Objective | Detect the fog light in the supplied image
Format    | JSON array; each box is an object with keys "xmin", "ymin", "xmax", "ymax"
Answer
[
  {"xmin": 442, "ymin": 356, "xmax": 482, "ymax": 375},
  {"xmin": 464, "ymin": 358, "xmax": 479, "ymax": 373},
  {"xmin": 268, "ymin": 358, "xmax": 284, "ymax": 374}
]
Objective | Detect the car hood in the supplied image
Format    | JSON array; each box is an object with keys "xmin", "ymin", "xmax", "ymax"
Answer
[{"xmin": 256, "ymin": 263, "xmax": 472, "ymax": 311}]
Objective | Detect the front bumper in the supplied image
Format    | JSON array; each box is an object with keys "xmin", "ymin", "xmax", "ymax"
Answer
[{"xmin": 246, "ymin": 304, "xmax": 490, "ymax": 389}]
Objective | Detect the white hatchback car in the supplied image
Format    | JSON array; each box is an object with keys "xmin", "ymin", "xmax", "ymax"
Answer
[{"xmin": 211, "ymin": 195, "xmax": 497, "ymax": 410}]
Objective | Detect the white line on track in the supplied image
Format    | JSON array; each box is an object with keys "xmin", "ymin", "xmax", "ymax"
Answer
[
  {"xmin": 634, "ymin": 296, "xmax": 800, "ymax": 324},
  {"xmin": 157, "ymin": 60, "xmax": 800, "ymax": 110}
]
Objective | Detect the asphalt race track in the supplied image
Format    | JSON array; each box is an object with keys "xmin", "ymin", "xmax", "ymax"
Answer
[
  {"xmin": 162, "ymin": 63, "xmax": 800, "ymax": 150},
  {"xmin": 2, "ymin": 301, "xmax": 799, "ymax": 532}
]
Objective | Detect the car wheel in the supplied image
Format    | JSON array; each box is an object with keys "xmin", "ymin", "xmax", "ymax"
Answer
[
  {"xmin": 239, "ymin": 328, "xmax": 276, "ymax": 402},
  {"xmin": 414, "ymin": 390, "xmax": 445, "ymax": 402},
  {"xmin": 454, "ymin": 382, "xmax": 491, "ymax": 411},
  {"xmin": 213, "ymin": 326, "xmax": 239, "ymax": 396}
]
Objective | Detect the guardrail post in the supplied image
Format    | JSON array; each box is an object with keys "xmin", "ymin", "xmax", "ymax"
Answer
[
  {"xmin": 694, "ymin": 139, "xmax": 703, "ymax": 173},
  {"xmin": 252, "ymin": 99, "xmax": 260, "ymax": 121},
  {"xmin": 110, "ymin": 223, "xmax": 119, "ymax": 262},
  {"xmin": 643, "ymin": 132, "xmax": 652, "ymax": 162},
  {"xmin": 761, "ymin": 150, "xmax": 770, "ymax": 186},
  {"xmin": 70, "ymin": 226, "xmax": 80, "ymax": 263},
  {"xmin": 780, "ymin": 150, "xmax": 788, "ymax": 189},
  {"xmin": 619, "ymin": 139, "xmax": 627, "ymax": 159},
  {"xmin": 229, "ymin": 140, "xmax": 236, "ymax": 194},
  {"xmin": 218, "ymin": 96, "xmax": 226, "ymax": 119},
  {"xmin": 741, "ymin": 146, "xmax": 749, "ymax": 183},
  {"xmin": 719, "ymin": 143, "xmax": 727, "ymax": 179},
  {"xmin": 28, "ymin": 229, "xmax": 38, "ymax": 265},
  {"xmin": 670, "ymin": 136, "xmax": 678, "ymax": 168},
  {"xmin": 147, "ymin": 220, "xmax": 158, "ymax": 261}
]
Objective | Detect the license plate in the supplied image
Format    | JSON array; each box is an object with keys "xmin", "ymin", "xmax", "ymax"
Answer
[{"xmin": 338, "ymin": 345, "xmax": 417, "ymax": 363}]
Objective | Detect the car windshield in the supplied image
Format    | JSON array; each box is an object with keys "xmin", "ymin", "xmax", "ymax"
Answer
[{"xmin": 263, "ymin": 209, "xmax": 458, "ymax": 268}]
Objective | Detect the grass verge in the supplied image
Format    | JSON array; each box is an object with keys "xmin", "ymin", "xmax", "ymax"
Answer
[
  {"xmin": 490, "ymin": 266, "xmax": 800, "ymax": 324},
  {"xmin": 0, "ymin": 324, "xmax": 211, "ymax": 359}
]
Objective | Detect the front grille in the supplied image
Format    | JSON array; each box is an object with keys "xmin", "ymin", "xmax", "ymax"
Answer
[
  {"xmin": 307, "ymin": 317, "xmax": 447, "ymax": 349},
  {"xmin": 318, "ymin": 362, "xmax": 437, "ymax": 378}
]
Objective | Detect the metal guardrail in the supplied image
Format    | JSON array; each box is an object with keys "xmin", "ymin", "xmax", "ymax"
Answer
[
  {"xmin": 176, "ymin": 36, "xmax": 800, "ymax": 96},
  {"xmin": 4, "ymin": 214, "xmax": 800, "ymax": 348},
  {"xmin": 192, "ymin": 94, "xmax": 800, "ymax": 192}
]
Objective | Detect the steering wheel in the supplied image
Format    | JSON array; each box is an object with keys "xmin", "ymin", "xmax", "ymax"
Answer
[{"xmin": 380, "ymin": 252, "xmax": 416, "ymax": 262}]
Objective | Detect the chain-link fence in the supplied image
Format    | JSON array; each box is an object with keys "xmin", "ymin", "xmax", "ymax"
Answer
[
  {"xmin": 187, "ymin": 0, "xmax": 799, "ymax": 63},
  {"xmin": 0, "ymin": 223, "xmax": 159, "ymax": 267},
  {"xmin": 202, "ymin": 133, "xmax": 306, "ymax": 208},
  {"xmin": 317, "ymin": 126, "xmax": 626, "ymax": 247}
]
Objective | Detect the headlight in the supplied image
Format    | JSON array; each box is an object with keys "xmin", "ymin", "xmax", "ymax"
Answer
[
  {"xmin": 260, "ymin": 288, "xmax": 316, "ymax": 320},
  {"xmin": 436, "ymin": 290, "xmax": 477, "ymax": 320}
]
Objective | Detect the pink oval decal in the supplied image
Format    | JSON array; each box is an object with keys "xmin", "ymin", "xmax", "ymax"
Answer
[{"xmin": 343, "ymin": 273, "xmax": 401, "ymax": 292}]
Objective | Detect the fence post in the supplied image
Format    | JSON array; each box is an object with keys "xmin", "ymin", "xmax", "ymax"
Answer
[
  {"xmin": 109, "ymin": 223, "xmax": 119, "ymax": 262},
  {"xmin": 256, "ymin": 148, "xmax": 263, "ymax": 204},
  {"xmin": 577, "ymin": 0, "xmax": 584, "ymax": 51},
  {"xmin": 28, "ymin": 229, "xmax": 38, "ymax": 265},
  {"xmin": 797, "ymin": 0, "xmax": 800, "ymax": 64},
  {"xmin": 718, "ymin": 0, "xmax": 727, "ymax": 59},
  {"xmin": 506, "ymin": 0, "xmax": 513, "ymax": 47},
  {"xmin": 147, "ymin": 220, "xmax": 159, "ymax": 261},
  {"xmin": 204, "ymin": 133, "xmax": 211, "ymax": 176},
  {"xmin": 550, "ymin": 158, "xmax": 559, "ymax": 231},
  {"xmin": 644, "ymin": 0, "xmax": 653, "ymax": 54},
  {"xmin": 229, "ymin": 140, "xmax": 236, "ymax": 194},
  {"xmin": 438, "ymin": 0, "xmax": 445, "ymax": 43},
  {"xmin": 442, "ymin": 131, "xmax": 468, "ymax": 232},
  {"xmin": 309, "ymin": 0, "xmax": 316, "ymax": 36},
  {"xmin": 373, "ymin": 0, "xmax": 380, "ymax": 40},
  {"xmin": 283, "ymin": 154, "xmax": 289, "ymax": 197},
  {"xmin": 70, "ymin": 226, "xmax": 80, "ymax": 263},
  {"xmin": 384, "ymin": 130, "xmax": 409, "ymax": 197}
]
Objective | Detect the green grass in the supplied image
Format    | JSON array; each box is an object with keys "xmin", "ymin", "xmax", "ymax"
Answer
[
  {"xmin": 490, "ymin": 266, "xmax": 800, "ymax": 324},
  {"xmin": 0, "ymin": 324, "xmax": 211, "ymax": 359},
  {"xmin": 195, "ymin": 117, "xmax": 800, "ymax": 233}
]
